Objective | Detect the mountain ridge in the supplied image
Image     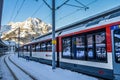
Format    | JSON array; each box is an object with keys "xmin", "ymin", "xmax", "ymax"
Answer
[{"xmin": 1, "ymin": 17, "xmax": 52, "ymax": 45}]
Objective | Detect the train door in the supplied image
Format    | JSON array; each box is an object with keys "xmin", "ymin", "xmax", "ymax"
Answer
[
  {"xmin": 56, "ymin": 37, "xmax": 60, "ymax": 67},
  {"xmin": 111, "ymin": 25, "xmax": 120, "ymax": 80}
]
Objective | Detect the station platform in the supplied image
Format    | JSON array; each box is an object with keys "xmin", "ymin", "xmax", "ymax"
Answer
[{"xmin": 0, "ymin": 64, "xmax": 2, "ymax": 79}]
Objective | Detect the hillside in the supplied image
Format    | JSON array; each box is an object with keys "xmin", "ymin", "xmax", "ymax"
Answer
[{"xmin": 1, "ymin": 18, "xmax": 52, "ymax": 44}]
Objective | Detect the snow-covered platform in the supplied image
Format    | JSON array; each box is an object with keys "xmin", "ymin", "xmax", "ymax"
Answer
[
  {"xmin": 0, "ymin": 59, "xmax": 2, "ymax": 79},
  {"xmin": 1, "ymin": 54, "xmax": 98, "ymax": 80},
  {"xmin": 0, "ymin": 69, "xmax": 2, "ymax": 79}
]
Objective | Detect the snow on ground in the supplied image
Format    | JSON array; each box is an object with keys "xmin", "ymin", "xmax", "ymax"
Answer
[
  {"xmin": 5, "ymin": 55, "xmax": 32, "ymax": 80},
  {"xmin": 0, "ymin": 60, "xmax": 2, "ymax": 79},
  {"xmin": 0, "ymin": 54, "xmax": 98, "ymax": 80},
  {"xmin": 0, "ymin": 55, "xmax": 14, "ymax": 80},
  {"xmin": 8, "ymin": 54, "xmax": 98, "ymax": 80}
]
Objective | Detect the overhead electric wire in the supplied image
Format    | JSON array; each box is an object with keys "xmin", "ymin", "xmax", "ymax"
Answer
[
  {"xmin": 57, "ymin": 9, "xmax": 82, "ymax": 22},
  {"xmin": 9, "ymin": 0, "xmax": 19, "ymax": 23},
  {"xmin": 42, "ymin": 12, "xmax": 52, "ymax": 21},
  {"xmin": 31, "ymin": 2, "xmax": 44, "ymax": 17},
  {"xmin": 56, "ymin": 0, "xmax": 70, "ymax": 10},
  {"xmin": 65, "ymin": 3, "xmax": 85, "ymax": 8},
  {"xmin": 13, "ymin": 0, "xmax": 26, "ymax": 21},
  {"xmin": 57, "ymin": 0, "xmax": 98, "ymax": 22},
  {"xmin": 86, "ymin": 0, "xmax": 98, "ymax": 6},
  {"xmin": 75, "ymin": 0, "xmax": 88, "ymax": 8},
  {"xmin": 42, "ymin": 0, "xmax": 52, "ymax": 9},
  {"xmin": 57, "ymin": 1, "xmax": 88, "ymax": 21}
]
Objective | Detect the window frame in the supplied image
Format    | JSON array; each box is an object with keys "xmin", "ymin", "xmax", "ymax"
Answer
[
  {"xmin": 74, "ymin": 35, "xmax": 86, "ymax": 60},
  {"xmin": 62, "ymin": 37, "xmax": 72, "ymax": 59},
  {"xmin": 40, "ymin": 42, "xmax": 47, "ymax": 51},
  {"xmin": 86, "ymin": 33, "xmax": 96, "ymax": 60},
  {"xmin": 32, "ymin": 44, "xmax": 36, "ymax": 52},
  {"xmin": 35, "ymin": 43, "xmax": 41, "ymax": 52},
  {"xmin": 46, "ymin": 41, "xmax": 52, "ymax": 51},
  {"xmin": 95, "ymin": 31, "xmax": 107, "ymax": 62}
]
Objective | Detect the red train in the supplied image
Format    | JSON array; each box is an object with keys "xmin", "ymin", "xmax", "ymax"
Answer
[{"xmin": 20, "ymin": 6, "xmax": 120, "ymax": 80}]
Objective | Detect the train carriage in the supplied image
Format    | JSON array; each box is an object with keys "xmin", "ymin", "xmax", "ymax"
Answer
[{"xmin": 20, "ymin": 6, "xmax": 120, "ymax": 80}]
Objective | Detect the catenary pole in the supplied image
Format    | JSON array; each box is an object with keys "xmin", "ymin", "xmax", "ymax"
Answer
[
  {"xmin": 18, "ymin": 27, "xmax": 20, "ymax": 57},
  {"xmin": 0, "ymin": 0, "xmax": 3, "ymax": 29},
  {"xmin": 52, "ymin": 0, "xmax": 56, "ymax": 69},
  {"xmin": 42, "ymin": 0, "xmax": 88, "ymax": 69}
]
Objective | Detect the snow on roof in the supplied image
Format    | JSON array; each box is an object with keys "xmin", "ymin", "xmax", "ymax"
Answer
[{"xmin": 2, "ymin": 40, "xmax": 16, "ymax": 46}]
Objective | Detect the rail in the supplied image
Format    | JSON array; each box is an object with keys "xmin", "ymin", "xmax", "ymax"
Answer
[
  {"xmin": 4, "ymin": 56, "xmax": 18, "ymax": 80},
  {"xmin": 4, "ymin": 55, "xmax": 37, "ymax": 80}
]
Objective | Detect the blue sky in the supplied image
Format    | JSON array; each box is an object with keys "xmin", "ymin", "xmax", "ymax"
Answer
[{"xmin": 1, "ymin": 0, "xmax": 120, "ymax": 29}]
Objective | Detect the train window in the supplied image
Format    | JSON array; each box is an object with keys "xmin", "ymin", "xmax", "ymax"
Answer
[
  {"xmin": 23, "ymin": 46, "xmax": 25, "ymax": 51},
  {"xmin": 32, "ymin": 45, "xmax": 36, "ymax": 52},
  {"xmin": 75, "ymin": 36, "xmax": 85, "ymax": 59},
  {"xmin": 109, "ymin": 11, "xmax": 120, "ymax": 19},
  {"xmin": 114, "ymin": 29, "xmax": 120, "ymax": 63},
  {"xmin": 87, "ymin": 34, "xmax": 95, "ymax": 59},
  {"xmin": 36, "ymin": 43, "xmax": 40, "ymax": 51},
  {"xmin": 23, "ymin": 46, "xmax": 27, "ymax": 51},
  {"xmin": 27, "ymin": 45, "xmax": 30, "ymax": 51},
  {"xmin": 46, "ymin": 41, "xmax": 52, "ymax": 51},
  {"xmin": 61, "ymin": 29, "xmax": 107, "ymax": 62},
  {"xmin": 62, "ymin": 37, "xmax": 72, "ymax": 58},
  {"xmin": 41, "ymin": 42, "xmax": 47, "ymax": 51},
  {"xmin": 95, "ymin": 32, "xmax": 107, "ymax": 61}
]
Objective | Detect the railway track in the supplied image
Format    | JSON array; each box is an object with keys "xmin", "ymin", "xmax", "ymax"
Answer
[
  {"xmin": 4, "ymin": 56, "xmax": 18, "ymax": 80},
  {"xmin": 4, "ymin": 55, "xmax": 37, "ymax": 80},
  {"xmin": 3, "ymin": 55, "xmax": 104, "ymax": 80}
]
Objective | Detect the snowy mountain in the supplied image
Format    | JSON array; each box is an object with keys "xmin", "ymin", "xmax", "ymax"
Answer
[{"xmin": 1, "ymin": 18, "xmax": 52, "ymax": 45}]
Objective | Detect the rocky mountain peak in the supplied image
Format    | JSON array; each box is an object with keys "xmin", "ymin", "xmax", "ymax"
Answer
[{"xmin": 1, "ymin": 18, "xmax": 52, "ymax": 45}]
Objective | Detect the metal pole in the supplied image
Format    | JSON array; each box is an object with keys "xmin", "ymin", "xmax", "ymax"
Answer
[
  {"xmin": 52, "ymin": 0, "xmax": 56, "ymax": 69},
  {"xmin": 0, "ymin": 0, "xmax": 3, "ymax": 29},
  {"xmin": 9, "ymin": 41, "xmax": 10, "ymax": 54},
  {"xmin": 18, "ymin": 27, "xmax": 20, "ymax": 57}
]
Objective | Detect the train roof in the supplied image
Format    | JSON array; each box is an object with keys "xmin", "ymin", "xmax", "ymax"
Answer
[{"xmin": 35, "ymin": 5, "xmax": 120, "ymax": 40}]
